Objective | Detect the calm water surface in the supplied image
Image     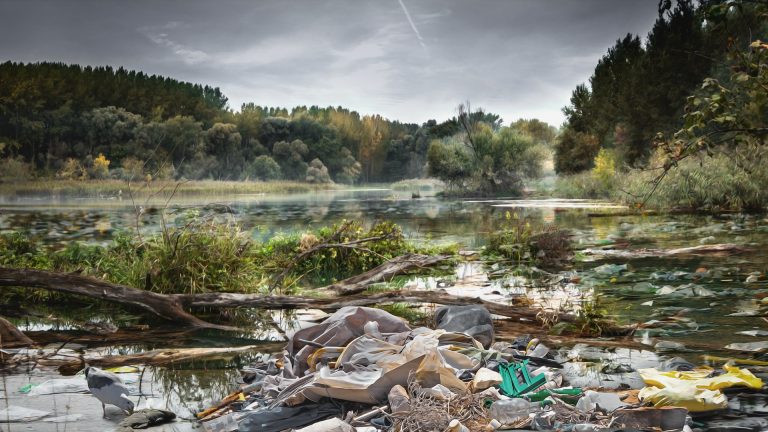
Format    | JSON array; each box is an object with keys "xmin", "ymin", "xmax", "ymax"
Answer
[{"xmin": 2, "ymin": 189, "xmax": 767, "ymax": 429}]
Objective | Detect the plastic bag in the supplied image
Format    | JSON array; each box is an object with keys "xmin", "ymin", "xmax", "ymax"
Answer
[
  {"xmin": 638, "ymin": 365, "xmax": 762, "ymax": 412},
  {"xmin": 640, "ymin": 365, "xmax": 762, "ymax": 391}
]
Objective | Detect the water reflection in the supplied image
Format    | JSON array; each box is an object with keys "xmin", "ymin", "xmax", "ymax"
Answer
[
  {"xmin": 0, "ymin": 190, "xmax": 609, "ymax": 249},
  {"xmin": 5, "ymin": 191, "xmax": 768, "ymax": 421}
]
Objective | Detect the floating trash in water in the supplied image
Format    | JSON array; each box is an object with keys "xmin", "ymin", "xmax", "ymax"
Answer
[
  {"xmin": 725, "ymin": 341, "xmax": 768, "ymax": 352},
  {"xmin": 593, "ymin": 264, "xmax": 628, "ymax": 276},
  {"xmin": 736, "ymin": 330, "xmax": 768, "ymax": 337}
]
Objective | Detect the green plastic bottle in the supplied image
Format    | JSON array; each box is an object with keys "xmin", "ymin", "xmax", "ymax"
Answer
[{"xmin": 523, "ymin": 388, "xmax": 583, "ymax": 402}]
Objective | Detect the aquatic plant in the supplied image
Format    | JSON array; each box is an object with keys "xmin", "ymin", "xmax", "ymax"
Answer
[
  {"xmin": 0, "ymin": 218, "xmax": 455, "ymax": 296},
  {"xmin": 485, "ymin": 211, "xmax": 533, "ymax": 263},
  {"xmin": 0, "ymin": 233, "xmax": 51, "ymax": 269},
  {"xmin": 485, "ymin": 212, "xmax": 571, "ymax": 269}
]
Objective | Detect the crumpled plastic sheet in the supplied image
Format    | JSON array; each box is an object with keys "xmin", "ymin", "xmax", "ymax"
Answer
[
  {"xmin": 27, "ymin": 377, "xmax": 89, "ymax": 395},
  {"xmin": 268, "ymin": 307, "xmax": 485, "ymax": 406},
  {"xmin": 237, "ymin": 401, "xmax": 343, "ymax": 432},
  {"xmin": 435, "ymin": 305, "xmax": 495, "ymax": 348},
  {"xmin": 285, "ymin": 306, "xmax": 411, "ymax": 377},
  {"xmin": 639, "ymin": 365, "xmax": 763, "ymax": 412},
  {"xmin": 0, "ymin": 406, "xmax": 50, "ymax": 422}
]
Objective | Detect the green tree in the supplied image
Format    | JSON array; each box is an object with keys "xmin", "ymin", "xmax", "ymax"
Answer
[
  {"xmin": 242, "ymin": 155, "xmax": 282, "ymax": 181},
  {"xmin": 273, "ymin": 139, "xmax": 308, "ymax": 180},
  {"xmin": 305, "ymin": 158, "xmax": 333, "ymax": 184},
  {"xmin": 205, "ymin": 123, "xmax": 242, "ymax": 179}
]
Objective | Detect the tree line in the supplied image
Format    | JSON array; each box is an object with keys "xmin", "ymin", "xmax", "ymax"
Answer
[
  {"xmin": 555, "ymin": 0, "xmax": 766, "ymax": 174},
  {"xmin": 0, "ymin": 61, "xmax": 556, "ymax": 187}
]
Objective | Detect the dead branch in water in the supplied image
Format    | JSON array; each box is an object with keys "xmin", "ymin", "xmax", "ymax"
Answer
[
  {"xmin": 175, "ymin": 289, "xmax": 551, "ymax": 322},
  {"xmin": 269, "ymin": 220, "xmax": 401, "ymax": 291},
  {"xmin": 0, "ymin": 316, "xmax": 34, "ymax": 347},
  {"xmin": 9, "ymin": 344, "xmax": 282, "ymax": 375},
  {"xmin": 0, "ymin": 267, "xmax": 234, "ymax": 331}
]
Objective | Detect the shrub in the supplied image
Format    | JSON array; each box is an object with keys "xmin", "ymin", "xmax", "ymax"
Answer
[
  {"xmin": 90, "ymin": 153, "xmax": 111, "ymax": 179},
  {"xmin": 0, "ymin": 233, "xmax": 51, "ymax": 268},
  {"xmin": 622, "ymin": 147, "xmax": 768, "ymax": 212},
  {"xmin": 0, "ymin": 156, "xmax": 32, "ymax": 183},
  {"xmin": 120, "ymin": 157, "xmax": 145, "ymax": 180},
  {"xmin": 305, "ymin": 158, "xmax": 333, "ymax": 184},
  {"xmin": 486, "ymin": 212, "xmax": 571, "ymax": 268},
  {"xmin": 57, "ymin": 158, "xmax": 87, "ymax": 180},
  {"xmin": 554, "ymin": 148, "xmax": 618, "ymax": 199},
  {"xmin": 243, "ymin": 155, "xmax": 282, "ymax": 181}
]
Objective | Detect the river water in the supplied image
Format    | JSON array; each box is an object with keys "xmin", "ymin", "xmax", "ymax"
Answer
[{"xmin": 1, "ymin": 188, "xmax": 767, "ymax": 430}]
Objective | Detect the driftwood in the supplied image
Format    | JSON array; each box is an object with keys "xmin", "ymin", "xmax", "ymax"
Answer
[
  {"xmin": 0, "ymin": 316, "xmax": 34, "ymax": 347},
  {"xmin": 0, "ymin": 263, "xmax": 559, "ymax": 329},
  {"xmin": 328, "ymin": 253, "xmax": 450, "ymax": 295},
  {"xmin": 270, "ymin": 220, "xmax": 397, "ymax": 291},
  {"xmin": 175, "ymin": 289, "xmax": 553, "ymax": 322},
  {"xmin": 40, "ymin": 345, "xmax": 282, "ymax": 374},
  {"xmin": 0, "ymin": 267, "xmax": 234, "ymax": 331},
  {"xmin": 582, "ymin": 243, "xmax": 750, "ymax": 259}
]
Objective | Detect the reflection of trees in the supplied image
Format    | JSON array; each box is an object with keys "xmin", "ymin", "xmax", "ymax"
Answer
[{"xmin": 147, "ymin": 354, "xmax": 264, "ymax": 419}]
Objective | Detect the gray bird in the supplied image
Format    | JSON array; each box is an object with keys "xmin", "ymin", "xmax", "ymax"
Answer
[{"xmin": 84, "ymin": 366, "xmax": 135, "ymax": 417}]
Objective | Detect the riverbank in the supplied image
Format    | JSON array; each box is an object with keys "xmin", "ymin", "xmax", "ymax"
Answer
[{"xmin": 0, "ymin": 179, "xmax": 341, "ymax": 199}]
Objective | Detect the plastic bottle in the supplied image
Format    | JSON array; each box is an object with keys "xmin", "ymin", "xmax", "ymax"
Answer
[
  {"xmin": 523, "ymin": 388, "xmax": 583, "ymax": 402},
  {"xmin": 489, "ymin": 398, "xmax": 533, "ymax": 424},
  {"xmin": 446, "ymin": 419, "xmax": 469, "ymax": 432}
]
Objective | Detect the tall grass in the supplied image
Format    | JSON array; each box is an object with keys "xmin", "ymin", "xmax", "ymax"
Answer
[
  {"xmin": 1, "ymin": 218, "xmax": 457, "ymax": 296},
  {"xmin": 555, "ymin": 148, "xmax": 768, "ymax": 212},
  {"xmin": 621, "ymin": 150, "xmax": 768, "ymax": 212},
  {"xmin": 0, "ymin": 179, "xmax": 339, "ymax": 197}
]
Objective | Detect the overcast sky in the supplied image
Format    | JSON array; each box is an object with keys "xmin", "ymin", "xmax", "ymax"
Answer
[{"xmin": 0, "ymin": 0, "xmax": 660, "ymax": 126}]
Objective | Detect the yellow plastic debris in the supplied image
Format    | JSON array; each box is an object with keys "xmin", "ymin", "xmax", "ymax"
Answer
[
  {"xmin": 105, "ymin": 366, "xmax": 140, "ymax": 374},
  {"xmin": 638, "ymin": 365, "xmax": 763, "ymax": 412}
]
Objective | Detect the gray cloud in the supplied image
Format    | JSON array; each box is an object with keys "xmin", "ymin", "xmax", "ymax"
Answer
[{"xmin": 0, "ymin": 0, "xmax": 660, "ymax": 126}]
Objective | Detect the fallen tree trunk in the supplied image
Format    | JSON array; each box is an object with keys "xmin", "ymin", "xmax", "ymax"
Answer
[
  {"xmin": 0, "ymin": 265, "xmax": 560, "ymax": 328},
  {"xmin": 581, "ymin": 243, "xmax": 750, "ymax": 259},
  {"xmin": 0, "ymin": 316, "xmax": 34, "ymax": 347},
  {"xmin": 0, "ymin": 267, "xmax": 234, "ymax": 331},
  {"xmin": 35, "ymin": 345, "xmax": 282, "ymax": 374},
  {"xmin": 175, "ymin": 290, "xmax": 557, "ymax": 322},
  {"xmin": 328, "ymin": 253, "xmax": 451, "ymax": 295}
]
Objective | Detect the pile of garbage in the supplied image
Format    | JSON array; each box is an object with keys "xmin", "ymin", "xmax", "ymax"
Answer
[{"xmin": 199, "ymin": 306, "xmax": 767, "ymax": 432}]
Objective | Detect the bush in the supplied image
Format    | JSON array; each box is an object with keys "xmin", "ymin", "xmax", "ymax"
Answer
[
  {"xmin": 0, "ymin": 233, "xmax": 51, "ymax": 268},
  {"xmin": 485, "ymin": 211, "xmax": 533, "ymax": 263},
  {"xmin": 622, "ymin": 148, "xmax": 768, "ymax": 212},
  {"xmin": 57, "ymin": 158, "xmax": 87, "ymax": 180},
  {"xmin": 258, "ymin": 220, "xmax": 411, "ymax": 288},
  {"xmin": 485, "ymin": 212, "xmax": 571, "ymax": 268},
  {"xmin": 554, "ymin": 172, "xmax": 612, "ymax": 199},
  {"xmin": 243, "ymin": 155, "xmax": 282, "ymax": 181},
  {"xmin": 427, "ymin": 120, "xmax": 546, "ymax": 196},
  {"xmin": 89, "ymin": 153, "xmax": 111, "ymax": 179},
  {"xmin": 0, "ymin": 156, "xmax": 32, "ymax": 183},
  {"xmin": 305, "ymin": 158, "xmax": 333, "ymax": 184},
  {"xmin": 553, "ymin": 148, "xmax": 618, "ymax": 199},
  {"xmin": 120, "ymin": 157, "xmax": 145, "ymax": 181}
]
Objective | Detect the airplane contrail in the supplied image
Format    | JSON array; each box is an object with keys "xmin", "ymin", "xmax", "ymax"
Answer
[{"xmin": 397, "ymin": 0, "xmax": 427, "ymax": 50}]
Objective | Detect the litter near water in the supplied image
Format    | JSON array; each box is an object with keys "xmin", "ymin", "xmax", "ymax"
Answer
[{"xmin": 190, "ymin": 305, "xmax": 768, "ymax": 432}]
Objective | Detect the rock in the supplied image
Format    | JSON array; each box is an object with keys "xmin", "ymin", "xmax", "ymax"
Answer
[
  {"xmin": 388, "ymin": 385, "xmax": 410, "ymax": 415},
  {"xmin": 434, "ymin": 305, "xmax": 494, "ymax": 348},
  {"xmin": 116, "ymin": 409, "xmax": 176, "ymax": 431}
]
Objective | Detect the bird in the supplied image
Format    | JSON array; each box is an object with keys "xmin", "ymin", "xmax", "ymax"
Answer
[{"xmin": 84, "ymin": 366, "xmax": 135, "ymax": 417}]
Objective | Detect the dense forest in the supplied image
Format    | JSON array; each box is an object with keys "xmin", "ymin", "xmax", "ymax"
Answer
[
  {"xmin": 0, "ymin": 62, "xmax": 555, "ymax": 187},
  {"xmin": 555, "ymin": 0, "xmax": 766, "ymax": 174}
]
